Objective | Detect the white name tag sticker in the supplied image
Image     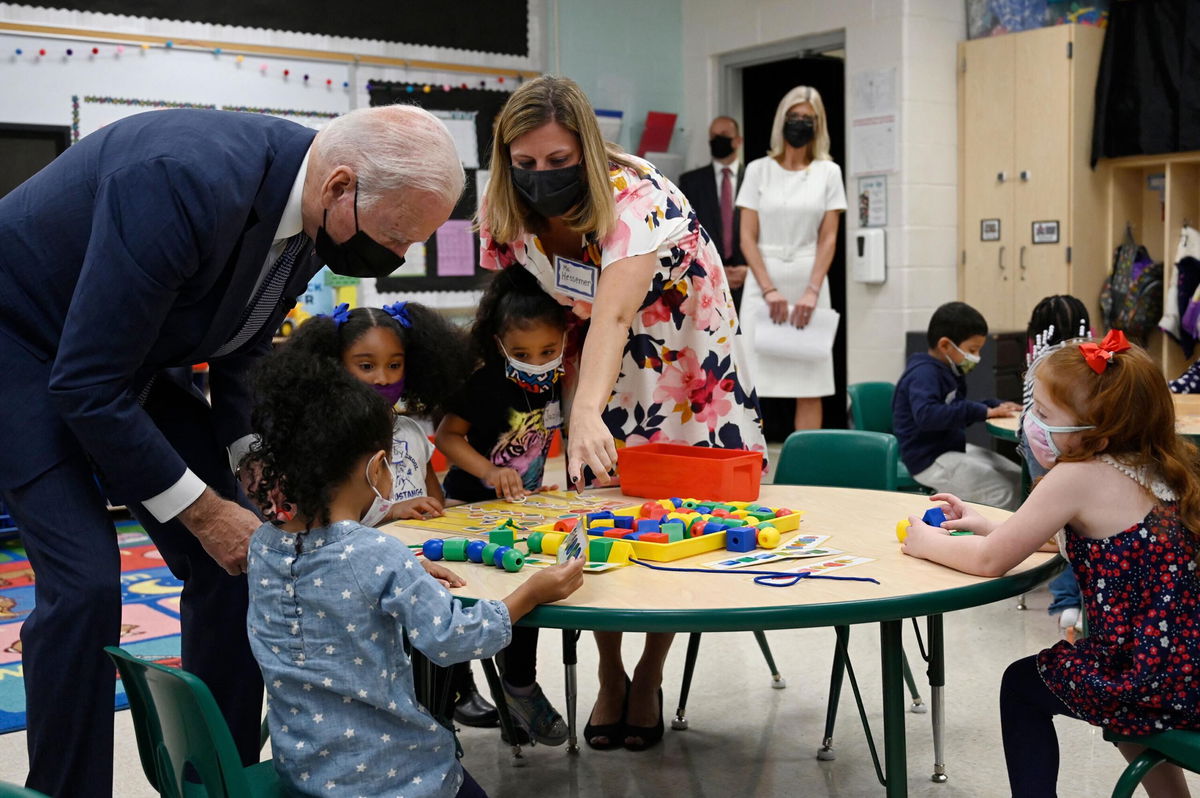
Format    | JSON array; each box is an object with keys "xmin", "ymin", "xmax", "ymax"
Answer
[
  {"xmin": 554, "ymin": 255, "xmax": 597, "ymax": 300},
  {"xmin": 544, "ymin": 400, "xmax": 563, "ymax": 430}
]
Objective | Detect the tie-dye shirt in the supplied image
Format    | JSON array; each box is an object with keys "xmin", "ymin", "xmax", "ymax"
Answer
[{"xmin": 442, "ymin": 359, "xmax": 562, "ymax": 503}]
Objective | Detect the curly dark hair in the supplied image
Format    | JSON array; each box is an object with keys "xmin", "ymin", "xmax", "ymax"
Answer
[
  {"xmin": 470, "ymin": 265, "xmax": 569, "ymax": 364},
  {"xmin": 283, "ymin": 303, "xmax": 471, "ymax": 416},
  {"xmin": 245, "ymin": 348, "xmax": 392, "ymax": 530}
]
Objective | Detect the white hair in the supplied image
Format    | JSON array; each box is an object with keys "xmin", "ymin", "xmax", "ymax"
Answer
[
  {"xmin": 767, "ymin": 85, "xmax": 832, "ymax": 161},
  {"xmin": 315, "ymin": 104, "xmax": 465, "ymax": 209}
]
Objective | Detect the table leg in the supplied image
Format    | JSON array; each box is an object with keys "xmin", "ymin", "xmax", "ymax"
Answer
[
  {"xmin": 479, "ymin": 657, "xmax": 525, "ymax": 765},
  {"xmin": 562, "ymin": 629, "xmax": 580, "ymax": 754},
  {"xmin": 881, "ymin": 620, "xmax": 908, "ymax": 798},
  {"xmin": 927, "ymin": 614, "xmax": 947, "ymax": 783}
]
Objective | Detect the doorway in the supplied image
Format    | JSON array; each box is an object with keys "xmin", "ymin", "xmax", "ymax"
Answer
[{"xmin": 724, "ymin": 42, "xmax": 848, "ymax": 438}]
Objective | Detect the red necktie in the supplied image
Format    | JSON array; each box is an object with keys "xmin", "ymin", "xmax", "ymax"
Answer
[{"xmin": 720, "ymin": 167, "xmax": 734, "ymax": 260}]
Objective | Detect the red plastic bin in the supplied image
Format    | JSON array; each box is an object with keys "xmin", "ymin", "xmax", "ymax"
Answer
[{"xmin": 616, "ymin": 443, "xmax": 763, "ymax": 501}]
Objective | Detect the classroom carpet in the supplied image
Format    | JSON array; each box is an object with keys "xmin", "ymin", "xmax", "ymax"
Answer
[{"xmin": 0, "ymin": 520, "xmax": 182, "ymax": 735}]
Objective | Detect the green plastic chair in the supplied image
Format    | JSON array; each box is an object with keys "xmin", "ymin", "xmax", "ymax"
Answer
[
  {"xmin": 1103, "ymin": 729, "xmax": 1200, "ymax": 798},
  {"xmin": 772, "ymin": 429, "xmax": 929, "ymax": 761},
  {"xmin": 104, "ymin": 646, "xmax": 281, "ymax": 797},
  {"xmin": 774, "ymin": 428, "xmax": 899, "ymax": 490},
  {"xmin": 0, "ymin": 784, "xmax": 50, "ymax": 797},
  {"xmin": 846, "ymin": 381, "xmax": 930, "ymax": 493}
]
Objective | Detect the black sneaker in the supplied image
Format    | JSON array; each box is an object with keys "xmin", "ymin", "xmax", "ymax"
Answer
[{"xmin": 454, "ymin": 687, "xmax": 499, "ymax": 728}]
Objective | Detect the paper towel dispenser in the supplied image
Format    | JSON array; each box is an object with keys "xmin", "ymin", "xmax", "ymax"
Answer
[{"xmin": 852, "ymin": 228, "xmax": 886, "ymax": 284}]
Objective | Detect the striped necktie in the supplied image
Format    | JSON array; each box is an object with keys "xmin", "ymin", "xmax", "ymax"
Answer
[{"xmin": 212, "ymin": 232, "xmax": 311, "ymax": 358}]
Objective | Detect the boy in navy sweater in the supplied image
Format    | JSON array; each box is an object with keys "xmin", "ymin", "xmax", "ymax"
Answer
[{"xmin": 893, "ymin": 302, "xmax": 1022, "ymax": 509}]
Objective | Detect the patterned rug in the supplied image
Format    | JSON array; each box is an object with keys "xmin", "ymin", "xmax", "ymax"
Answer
[{"xmin": 0, "ymin": 520, "xmax": 182, "ymax": 734}]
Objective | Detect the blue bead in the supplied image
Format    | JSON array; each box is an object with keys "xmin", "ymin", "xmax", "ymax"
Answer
[
  {"xmin": 422, "ymin": 539, "xmax": 444, "ymax": 561},
  {"xmin": 922, "ymin": 507, "xmax": 947, "ymax": 527},
  {"xmin": 466, "ymin": 539, "xmax": 487, "ymax": 563},
  {"xmin": 492, "ymin": 545, "xmax": 512, "ymax": 567}
]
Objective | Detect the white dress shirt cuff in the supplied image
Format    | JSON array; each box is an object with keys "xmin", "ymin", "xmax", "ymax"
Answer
[
  {"xmin": 143, "ymin": 469, "xmax": 207, "ymax": 523},
  {"xmin": 228, "ymin": 434, "xmax": 258, "ymax": 473}
]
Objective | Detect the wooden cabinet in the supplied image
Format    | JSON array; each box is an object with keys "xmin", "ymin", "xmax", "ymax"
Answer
[
  {"xmin": 1103, "ymin": 152, "xmax": 1200, "ymax": 379},
  {"xmin": 957, "ymin": 24, "xmax": 1106, "ymax": 330}
]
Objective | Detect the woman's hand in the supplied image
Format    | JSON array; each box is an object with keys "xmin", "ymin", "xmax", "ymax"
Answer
[
  {"xmin": 484, "ymin": 466, "xmax": 529, "ymax": 502},
  {"xmin": 388, "ymin": 496, "xmax": 445, "ymax": 521},
  {"xmin": 929, "ymin": 493, "xmax": 993, "ymax": 536},
  {"xmin": 789, "ymin": 285, "xmax": 819, "ymax": 328},
  {"xmin": 566, "ymin": 411, "xmax": 617, "ymax": 489},
  {"xmin": 764, "ymin": 288, "xmax": 789, "ymax": 324},
  {"xmin": 420, "ymin": 559, "xmax": 466, "ymax": 588}
]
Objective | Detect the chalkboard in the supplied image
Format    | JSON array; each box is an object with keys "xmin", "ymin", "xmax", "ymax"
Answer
[
  {"xmin": 19, "ymin": 0, "xmax": 530, "ymax": 57},
  {"xmin": 370, "ymin": 82, "xmax": 512, "ymax": 293}
]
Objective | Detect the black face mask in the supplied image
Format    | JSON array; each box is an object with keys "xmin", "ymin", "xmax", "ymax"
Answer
[
  {"xmin": 709, "ymin": 134, "xmax": 735, "ymax": 160},
  {"xmin": 314, "ymin": 186, "xmax": 406, "ymax": 279},
  {"xmin": 511, "ymin": 164, "xmax": 585, "ymax": 219},
  {"xmin": 783, "ymin": 117, "xmax": 816, "ymax": 149}
]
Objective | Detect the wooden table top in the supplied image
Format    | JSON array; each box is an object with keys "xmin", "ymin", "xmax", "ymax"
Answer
[{"xmin": 383, "ymin": 485, "xmax": 1060, "ymax": 633}]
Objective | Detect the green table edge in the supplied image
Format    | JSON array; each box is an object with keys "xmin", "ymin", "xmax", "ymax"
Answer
[
  {"xmin": 985, "ymin": 419, "xmax": 1019, "ymax": 443},
  {"xmin": 457, "ymin": 555, "xmax": 1065, "ymax": 633}
]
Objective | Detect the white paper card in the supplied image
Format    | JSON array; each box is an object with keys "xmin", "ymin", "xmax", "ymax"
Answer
[
  {"xmin": 557, "ymin": 517, "xmax": 588, "ymax": 563},
  {"xmin": 751, "ymin": 305, "xmax": 840, "ymax": 361}
]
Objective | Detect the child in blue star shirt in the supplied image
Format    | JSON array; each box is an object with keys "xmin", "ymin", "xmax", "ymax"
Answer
[
  {"xmin": 893, "ymin": 301, "xmax": 1023, "ymax": 509},
  {"xmin": 242, "ymin": 347, "xmax": 584, "ymax": 798}
]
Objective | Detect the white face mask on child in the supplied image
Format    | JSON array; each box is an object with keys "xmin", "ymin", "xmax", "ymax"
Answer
[
  {"xmin": 1022, "ymin": 412, "xmax": 1095, "ymax": 469},
  {"xmin": 360, "ymin": 452, "xmax": 395, "ymax": 528}
]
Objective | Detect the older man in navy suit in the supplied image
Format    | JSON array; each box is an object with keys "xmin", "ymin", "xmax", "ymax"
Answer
[{"xmin": 0, "ymin": 104, "xmax": 463, "ymax": 796}]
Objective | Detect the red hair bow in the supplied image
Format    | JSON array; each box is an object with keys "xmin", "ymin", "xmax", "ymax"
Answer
[{"xmin": 1080, "ymin": 329, "xmax": 1132, "ymax": 374}]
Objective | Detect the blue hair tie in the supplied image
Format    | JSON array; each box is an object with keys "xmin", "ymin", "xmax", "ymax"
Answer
[
  {"xmin": 382, "ymin": 301, "xmax": 412, "ymax": 329},
  {"xmin": 322, "ymin": 302, "xmax": 352, "ymax": 328}
]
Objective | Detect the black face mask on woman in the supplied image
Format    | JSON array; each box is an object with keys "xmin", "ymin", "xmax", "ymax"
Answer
[
  {"xmin": 314, "ymin": 185, "xmax": 406, "ymax": 279},
  {"xmin": 709, "ymin": 134, "xmax": 735, "ymax": 160},
  {"xmin": 783, "ymin": 117, "xmax": 816, "ymax": 149},
  {"xmin": 511, "ymin": 164, "xmax": 586, "ymax": 218}
]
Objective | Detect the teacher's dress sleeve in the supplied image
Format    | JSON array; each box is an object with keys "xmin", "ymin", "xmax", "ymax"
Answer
[
  {"xmin": 598, "ymin": 167, "xmax": 688, "ymax": 270},
  {"xmin": 47, "ymin": 157, "xmax": 213, "ymax": 513},
  {"xmin": 824, "ymin": 161, "xmax": 848, "ymax": 212}
]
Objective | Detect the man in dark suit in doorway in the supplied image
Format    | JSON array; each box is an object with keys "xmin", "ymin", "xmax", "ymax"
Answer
[
  {"xmin": 0, "ymin": 104, "xmax": 463, "ymax": 797},
  {"xmin": 679, "ymin": 115, "xmax": 747, "ymax": 309}
]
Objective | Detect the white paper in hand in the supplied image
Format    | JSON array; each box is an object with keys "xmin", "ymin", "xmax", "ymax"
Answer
[
  {"xmin": 751, "ymin": 304, "xmax": 840, "ymax": 361},
  {"xmin": 557, "ymin": 517, "xmax": 588, "ymax": 564}
]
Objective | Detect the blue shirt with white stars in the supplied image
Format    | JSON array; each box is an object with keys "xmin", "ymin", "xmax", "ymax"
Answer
[{"xmin": 247, "ymin": 519, "xmax": 512, "ymax": 797}]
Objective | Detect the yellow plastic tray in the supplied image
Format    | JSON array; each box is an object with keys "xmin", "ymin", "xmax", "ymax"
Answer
[{"xmin": 530, "ymin": 503, "xmax": 804, "ymax": 563}]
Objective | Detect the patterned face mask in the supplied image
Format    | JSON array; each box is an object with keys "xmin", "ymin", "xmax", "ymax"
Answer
[
  {"xmin": 1023, "ymin": 411, "xmax": 1095, "ymax": 468},
  {"xmin": 497, "ymin": 339, "xmax": 564, "ymax": 394},
  {"xmin": 360, "ymin": 452, "xmax": 395, "ymax": 527}
]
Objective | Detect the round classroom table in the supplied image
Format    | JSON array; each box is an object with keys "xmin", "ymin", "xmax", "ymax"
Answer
[
  {"xmin": 987, "ymin": 393, "xmax": 1200, "ymax": 443},
  {"xmin": 386, "ymin": 485, "xmax": 1061, "ymax": 797}
]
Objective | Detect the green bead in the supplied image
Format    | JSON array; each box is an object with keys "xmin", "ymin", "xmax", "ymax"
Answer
[
  {"xmin": 442, "ymin": 538, "xmax": 469, "ymax": 561},
  {"xmin": 526, "ymin": 531, "xmax": 545, "ymax": 554},
  {"xmin": 481, "ymin": 542, "xmax": 502, "ymax": 565},
  {"xmin": 501, "ymin": 548, "xmax": 525, "ymax": 572},
  {"xmin": 488, "ymin": 528, "xmax": 516, "ymax": 547}
]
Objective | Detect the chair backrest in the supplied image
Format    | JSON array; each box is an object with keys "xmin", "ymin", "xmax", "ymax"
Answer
[
  {"xmin": 846, "ymin": 382, "xmax": 897, "ymax": 434},
  {"xmin": 773, "ymin": 429, "xmax": 899, "ymax": 491},
  {"xmin": 105, "ymin": 646, "xmax": 254, "ymax": 798},
  {"xmin": 0, "ymin": 783, "xmax": 50, "ymax": 797}
]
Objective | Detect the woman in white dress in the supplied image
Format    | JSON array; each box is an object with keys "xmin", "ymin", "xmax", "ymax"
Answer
[{"xmin": 737, "ymin": 85, "xmax": 846, "ymax": 430}]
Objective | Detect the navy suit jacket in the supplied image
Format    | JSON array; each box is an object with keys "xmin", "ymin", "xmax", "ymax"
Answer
[
  {"xmin": 0, "ymin": 109, "xmax": 321, "ymax": 501},
  {"xmin": 678, "ymin": 163, "xmax": 745, "ymax": 266}
]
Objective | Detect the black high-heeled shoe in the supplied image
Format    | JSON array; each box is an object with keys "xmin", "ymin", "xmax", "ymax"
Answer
[
  {"xmin": 584, "ymin": 676, "xmax": 629, "ymax": 750},
  {"xmin": 623, "ymin": 686, "xmax": 664, "ymax": 752}
]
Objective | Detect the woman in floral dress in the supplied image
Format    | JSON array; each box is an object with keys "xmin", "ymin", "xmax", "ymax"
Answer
[{"xmin": 478, "ymin": 76, "xmax": 765, "ymax": 751}]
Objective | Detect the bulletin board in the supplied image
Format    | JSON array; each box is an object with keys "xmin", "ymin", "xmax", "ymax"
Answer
[
  {"xmin": 13, "ymin": 0, "xmax": 531, "ymax": 57},
  {"xmin": 368, "ymin": 82, "xmax": 513, "ymax": 293}
]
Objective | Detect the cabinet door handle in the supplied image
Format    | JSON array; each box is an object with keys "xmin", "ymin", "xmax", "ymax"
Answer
[
  {"xmin": 1019, "ymin": 170, "xmax": 1030, "ymax": 182},
  {"xmin": 999, "ymin": 245, "xmax": 1007, "ymax": 280},
  {"xmin": 997, "ymin": 171, "xmax": 1008, "ymax": 183},
  {"xmin": 1019, "ymin": 245, "xmax": 1027, "ymax": 281}
]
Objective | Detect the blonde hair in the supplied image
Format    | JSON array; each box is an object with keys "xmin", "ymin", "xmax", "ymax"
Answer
[
  {"xmin": 767, "ymin": 85, "xmax": 832, "ymax": 161},
  {"xmin": 482, "ymin": 75, "xmax": 638, "ymax": 244}
]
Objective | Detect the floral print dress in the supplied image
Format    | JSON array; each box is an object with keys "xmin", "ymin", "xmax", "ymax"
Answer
[
  {"xmin": 1038, "ymin": 481, "xmax": 1200, "ymax": 735},
  {"xmin": 480, "ymin": 156, "xmax": 766, "ymax": 457}
]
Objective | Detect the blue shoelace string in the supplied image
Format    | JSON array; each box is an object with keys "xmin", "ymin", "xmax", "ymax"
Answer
[{"xmin": 628, "ymin": 558, "xmax": 880, "ymax": 587}]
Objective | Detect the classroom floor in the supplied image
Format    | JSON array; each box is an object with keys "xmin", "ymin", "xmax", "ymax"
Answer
[{"xmin": 2, "ymin": 449, "xmax": 1198, "ymax": 797}]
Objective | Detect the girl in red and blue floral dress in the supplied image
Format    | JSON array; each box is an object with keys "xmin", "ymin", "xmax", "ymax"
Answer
[{"xmin": 902, "ymin": 330, "xmax": 1200, "ymax": 797}]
